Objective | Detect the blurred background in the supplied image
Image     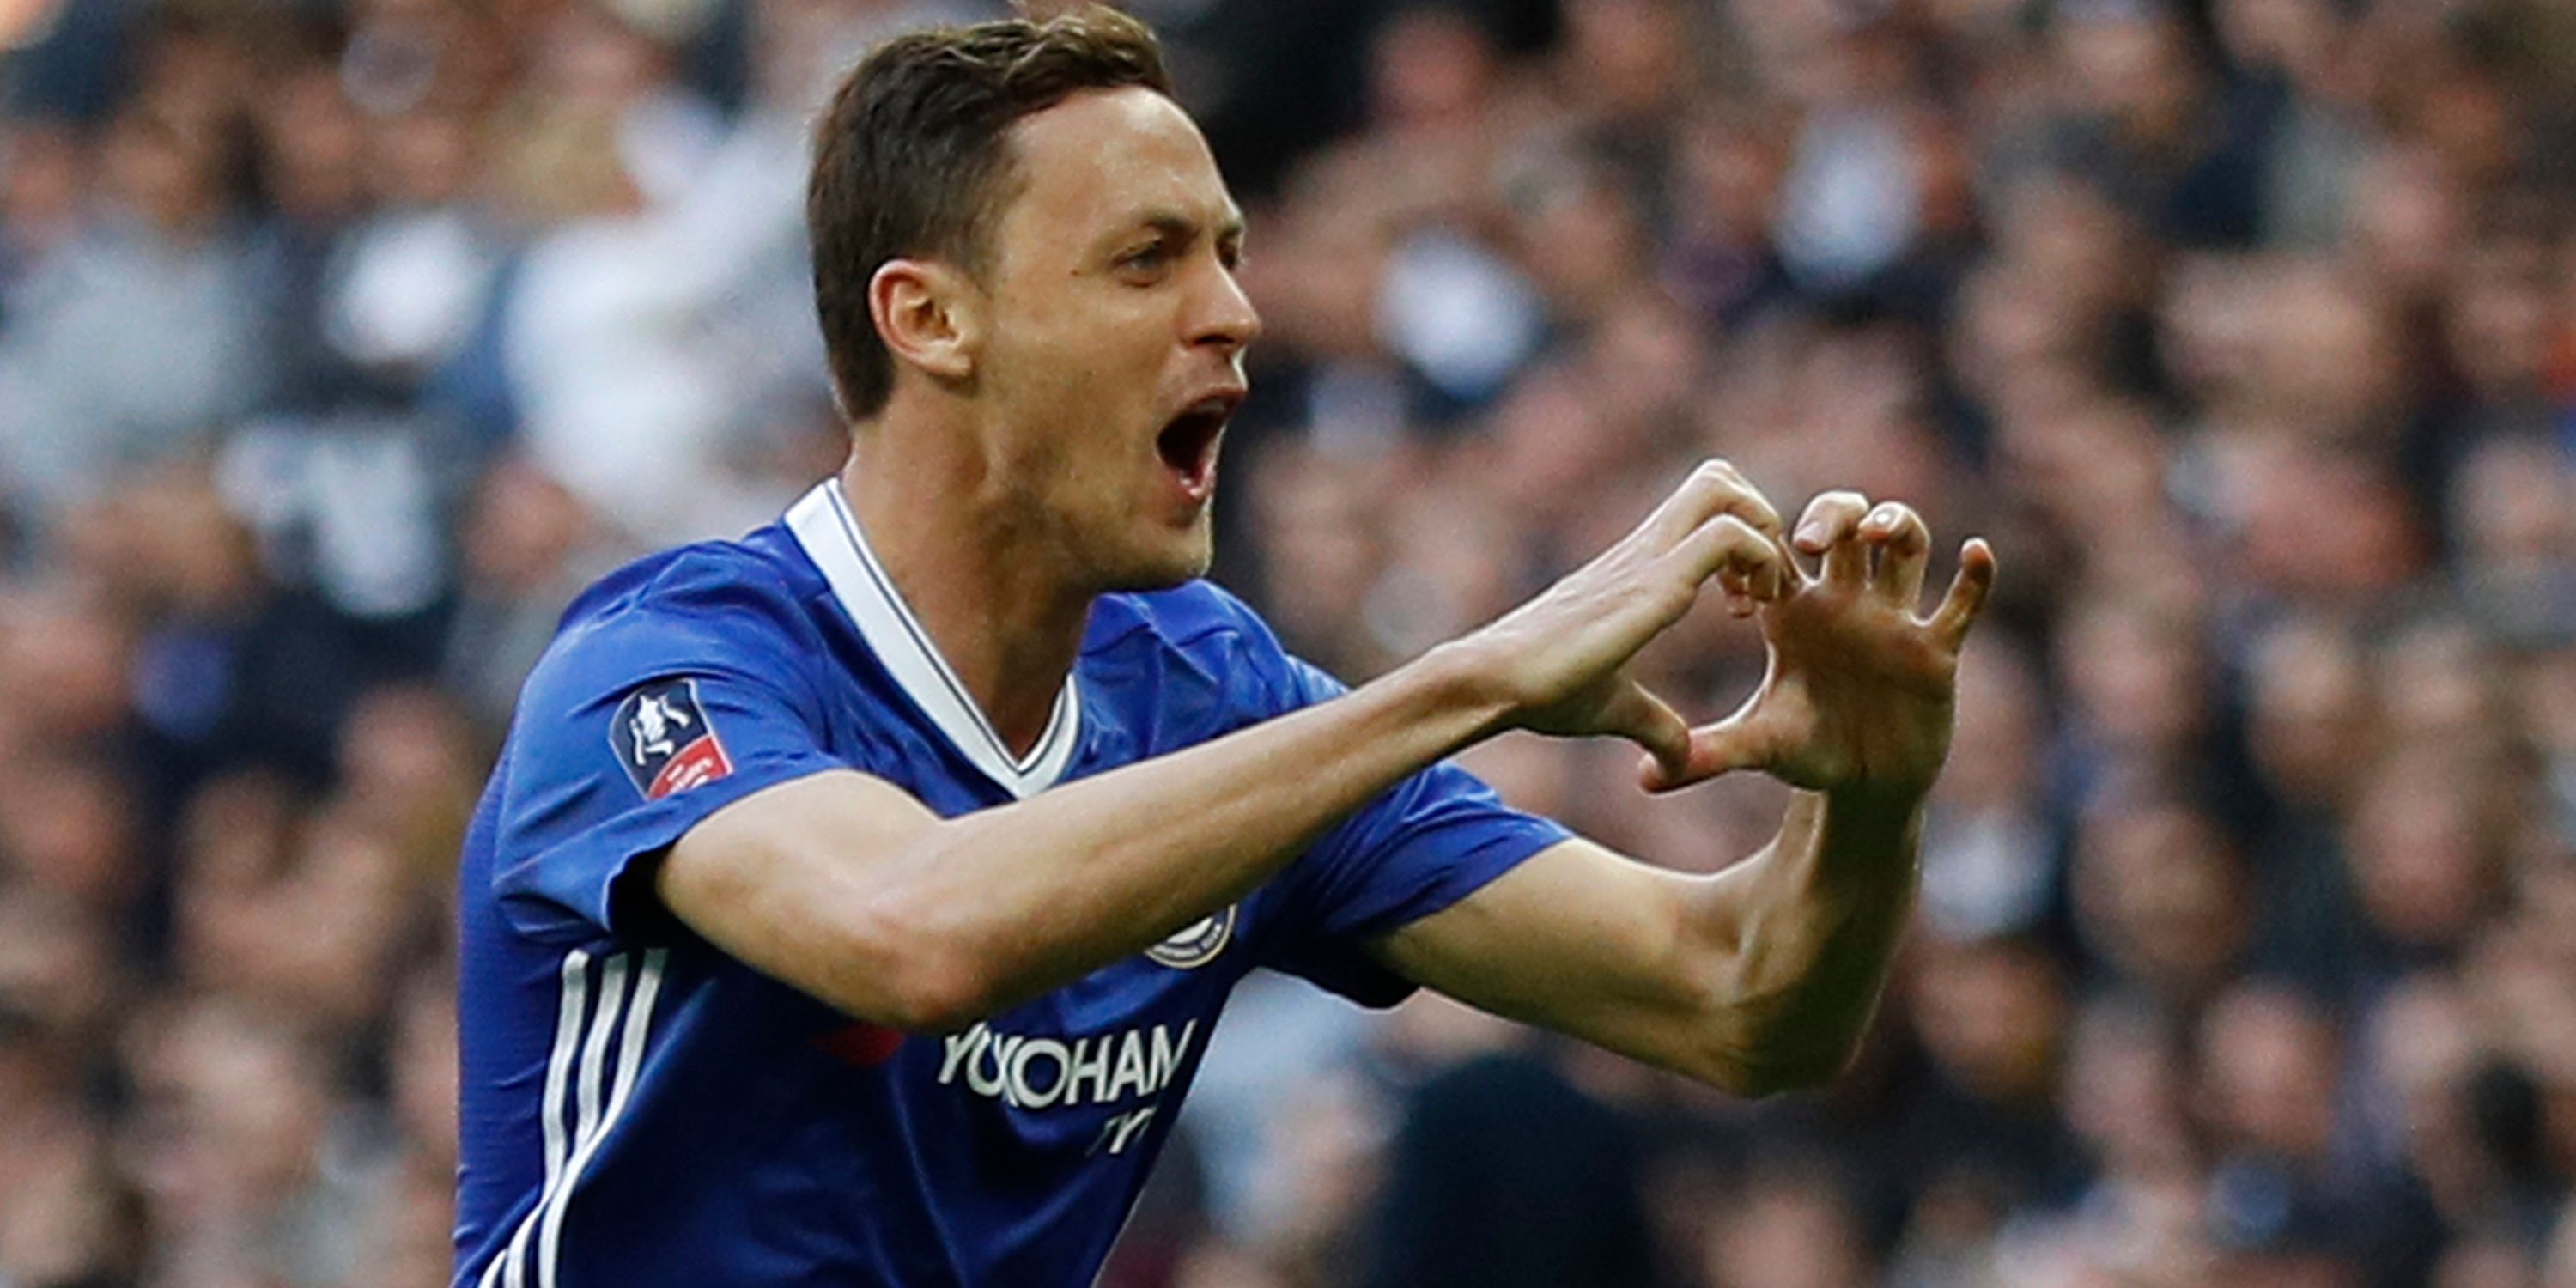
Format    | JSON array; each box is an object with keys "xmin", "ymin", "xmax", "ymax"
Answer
[{"xmin": 4, "ymin": 0, "xmax": 2576, "ymax": 1285}]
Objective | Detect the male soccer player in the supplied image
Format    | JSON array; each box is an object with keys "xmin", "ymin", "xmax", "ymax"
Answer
[{"xmin": 453, "ymin": 9, "xmax": 1996, "ymax": 1287}]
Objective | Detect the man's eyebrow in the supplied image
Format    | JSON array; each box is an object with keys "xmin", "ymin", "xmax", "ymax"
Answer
[{"xmin": 1131, "ymin": 209, "xmax": 1249, "ymax": 242}]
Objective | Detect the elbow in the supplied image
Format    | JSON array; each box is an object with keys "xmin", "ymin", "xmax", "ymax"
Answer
[
  {"xmin": 1704, "ymin": 1042, "xmax": 1853, "ymax": 1100},
  {"xmin": 666, "ymin": 803, "xmax": 1011, "ymax": 1034},
  {"xmin": 838, "ymin": 886, "xmax": 1010, "ymax": 1035},
  {"xmin": 872, "ymin": 945, "xmax": 1000, "ymax": 1034},
  {"xmin": 1686, "ymin": 970, "xmax": 1860, "ymax": 1098}
]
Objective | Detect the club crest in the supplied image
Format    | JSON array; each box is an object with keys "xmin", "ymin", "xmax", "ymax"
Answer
[{"xmin": 1145, "ymin": 906, "xmax": 1236, "ymax": 969}]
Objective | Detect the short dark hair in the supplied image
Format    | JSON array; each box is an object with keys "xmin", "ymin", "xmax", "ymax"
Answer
[{"xmin": 807, "ymin": 8, "xmax": 1175, "ymax": 419}]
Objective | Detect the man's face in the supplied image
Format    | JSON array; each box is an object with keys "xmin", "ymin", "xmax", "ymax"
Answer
[{"xmin": 968, "ymin": 87, "xmax": 1259, "ymax": 592}]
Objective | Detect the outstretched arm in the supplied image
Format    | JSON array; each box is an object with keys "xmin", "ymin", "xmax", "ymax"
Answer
[
  {"xmin": 1372, "ymin": 492, "xmax": 1996, "ymax": 1097},
  {"xmin": 658, "ymin": 463, "xmax": 1791, "ymax": 1032}
]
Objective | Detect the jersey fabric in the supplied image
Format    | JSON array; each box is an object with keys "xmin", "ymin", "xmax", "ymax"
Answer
[{"xmin": 453, "ymin": 479, "xmax": 1572, "ymax": 1288}]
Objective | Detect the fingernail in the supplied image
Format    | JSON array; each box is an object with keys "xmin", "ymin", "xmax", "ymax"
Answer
[{"xmin": 1795, "ymin": 520, "xmax": 1826, "ymax": 548}]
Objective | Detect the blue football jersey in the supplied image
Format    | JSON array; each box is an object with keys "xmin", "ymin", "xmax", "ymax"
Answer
[{"xmin": 453, "ymin": 480, "xmax": 1572, "ymax": 1287}]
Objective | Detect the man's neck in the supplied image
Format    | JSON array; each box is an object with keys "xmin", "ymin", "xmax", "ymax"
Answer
[{"xmin": 837, "ymin": 447, "xmax": 1092, "ymax": 761}]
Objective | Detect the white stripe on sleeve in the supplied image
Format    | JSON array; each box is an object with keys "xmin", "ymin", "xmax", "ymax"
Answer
[
  {"xmin": 489, "ymin": 950, "xmax": 592, "ymax": 1288},
  {"xmin": 537, "ymin": 948, "xmax": 667, "ymax": 1288}
]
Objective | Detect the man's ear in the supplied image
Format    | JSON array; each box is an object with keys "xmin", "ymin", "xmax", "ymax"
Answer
[{"xmin": 868, "ymin": 258, "xmax": 984, "ymax": 386}]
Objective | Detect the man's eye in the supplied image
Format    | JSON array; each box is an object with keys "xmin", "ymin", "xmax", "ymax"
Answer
[{"xmin": 1120, "ymin": 244, "xmax": 1170, "ymax": 271}]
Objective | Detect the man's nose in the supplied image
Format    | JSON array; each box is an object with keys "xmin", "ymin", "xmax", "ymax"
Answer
[{"xmin": 1189, "ymin": 263, "xmax": 1262, "ymax": 354}]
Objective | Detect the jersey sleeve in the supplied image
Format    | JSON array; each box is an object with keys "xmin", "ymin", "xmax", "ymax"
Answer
[
  {"xmin": 1256, "ymin": 653, "xmax": 1574, "ymax": 1009},
  {"xmin": 489, "ymin": 574, "xmax": 849, "ymax": 948}
]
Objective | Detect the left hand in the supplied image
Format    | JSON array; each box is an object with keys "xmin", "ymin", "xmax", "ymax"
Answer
[{"xmin": 1642, "ymin": 491, "xmax": 1996, "ymax": 801}]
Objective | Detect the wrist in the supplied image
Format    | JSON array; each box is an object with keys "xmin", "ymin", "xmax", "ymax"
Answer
[
  {"xmin": 1791, "ymin": 786, "xmax": 1928, "ymax": 878},
  {"xmin": 1406, "ymin": 639, "xmax": 1522, "ymax": 744},
  {"xmin": 1820, "ymin": 780, "xmax": 1931, "ymax": 823}
]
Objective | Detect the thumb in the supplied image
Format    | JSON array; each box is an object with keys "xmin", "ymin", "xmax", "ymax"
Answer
[
  {"xmin": 1640, "ymin": 705, "xmax": 1773, "ymax": 794},
  {"xmin": 1596, "ymin": 677, "xmax": 1692, "ymax": 787}
]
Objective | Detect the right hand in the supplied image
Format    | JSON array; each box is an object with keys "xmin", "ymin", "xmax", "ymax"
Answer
[{"xmin": 1447, "ymin": 459, "xmax": 1790, "ymax": 783}]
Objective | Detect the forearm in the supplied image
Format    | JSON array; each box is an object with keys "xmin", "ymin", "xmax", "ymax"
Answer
[
  {"xmin": 1692, "ymin": 787, "xmax": 1923, "ymax": 1093},
  {"xmin": 1344, "ymin": 484, "xmax": 1984, "ymax": 1096},
  {"xmin": 896, "ymin": 643, "xmax": 1508, "ymax": 1015}
]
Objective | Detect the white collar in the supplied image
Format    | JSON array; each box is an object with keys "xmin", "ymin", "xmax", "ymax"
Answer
[{"xmin": 783, "ymin": 480, "xmax": 1082, "ymax": 799}]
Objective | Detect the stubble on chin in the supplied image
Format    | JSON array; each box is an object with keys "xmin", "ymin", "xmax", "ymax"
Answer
[{"xmin": 1089, "ymin": 513, "xmax": 1215, "ymax": 594}]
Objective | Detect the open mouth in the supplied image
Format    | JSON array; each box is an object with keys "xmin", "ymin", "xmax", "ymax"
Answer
[{"xmin": 1156, "ymin": 393, "xmax": 1239, "ymax": 496}]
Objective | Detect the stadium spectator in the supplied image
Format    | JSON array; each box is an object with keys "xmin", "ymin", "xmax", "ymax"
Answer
[{"xmin": 10, "ymin": 0, "xmax": 2576, "ymax": 1284}]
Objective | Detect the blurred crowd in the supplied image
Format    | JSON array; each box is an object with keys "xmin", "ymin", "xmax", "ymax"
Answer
[{"xmin": 5, "ymin": 0, "xmax": 2576, "ymax": 1285}]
